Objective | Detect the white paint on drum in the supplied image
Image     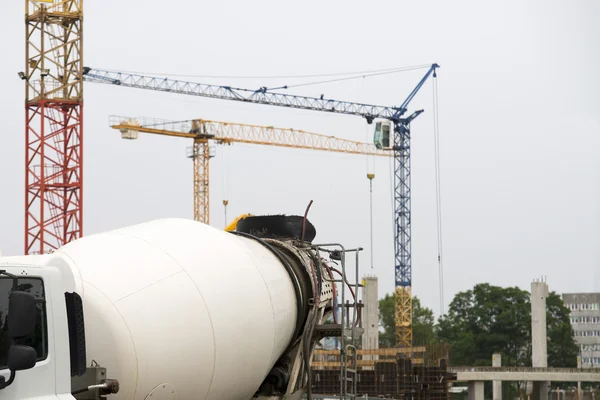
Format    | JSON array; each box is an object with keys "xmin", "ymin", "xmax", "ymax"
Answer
[{"xmin": 46, "ymin": 218, "xmax": 299, "ymax": 400}]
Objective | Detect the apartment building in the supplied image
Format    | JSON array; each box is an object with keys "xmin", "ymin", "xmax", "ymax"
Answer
[{"xmin": 562, "ymin": 292, "xmax": 600, "ymax": 367}]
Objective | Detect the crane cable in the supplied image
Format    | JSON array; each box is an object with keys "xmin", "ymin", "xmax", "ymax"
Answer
[
  {"xmin": 432, "ymin": 72, "xmax": 445, "ymax": 317},
  {"xmin": 368, "ymin": 173, "xmax": 374, "ymax": 271},
  {"xmin": 359, "ymin": 77, "xmax": 376, "ymax": 271},
  {"xmin": 96, "ymin": 64, "xmax": 433, "ymax": 97},
  {"xmin": 221, "ymin": 142, "xmax": 230, "ymax": 227},
  {"xmin": 98, "ymin": 64, "xmax": 432, "ymax": 81},
  {"xmin": 388, "ymin": 144, "xmax": 395, "ymax": 272},
  {"xmin": 282, "ymin": 65, "xmax": 430, "ymax": 90}
]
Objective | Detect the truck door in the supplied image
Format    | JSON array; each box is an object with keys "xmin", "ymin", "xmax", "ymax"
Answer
[{"xmin": 0, "ymin": 272, "xmax": 61, "ymax": 399}]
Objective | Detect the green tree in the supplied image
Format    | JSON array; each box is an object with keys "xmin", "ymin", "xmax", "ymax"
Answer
[
  {"xmin": 378, "ymin": 294, "xmax": 436, "ymax": 347},
  {"xmin": 378, "ymin": 293, "xmax": 395, "ymax": 348},
  {"xmin": 412, "ymin": 297, "xmax": 436, "ymax": 345},
  {"xmin": 436, "ymin": 283, "xmax": 531, "ymax": 367},
  {"xmin": 546, "ymin": 292, "xmax": 579, "ymax": 367},
  {"xmin": 437, "ymin": 284, "xmax": 578, "ymax": 369}
]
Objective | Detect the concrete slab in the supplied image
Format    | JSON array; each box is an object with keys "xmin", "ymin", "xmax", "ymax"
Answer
[{"xmin": 450, "ymin": 367, "xmax": 600, "ymax": 382}]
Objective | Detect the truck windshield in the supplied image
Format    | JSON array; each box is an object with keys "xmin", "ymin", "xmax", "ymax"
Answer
[{"xmin": 0, "ymin": 277, "xmax": 48, "ymax": 369}]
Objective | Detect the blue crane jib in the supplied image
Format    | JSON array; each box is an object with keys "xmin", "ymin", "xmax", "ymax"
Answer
[
  {"xmin": 82, "ymin": 62, "xmax": 440, "ymax": 347},
  {"xmin": 82, "ymin": 65, "xmax": 438, "ymax": 124}
]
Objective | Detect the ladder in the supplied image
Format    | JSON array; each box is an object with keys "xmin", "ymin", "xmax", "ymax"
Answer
[{"xmin": 343, "ymin": 344, "xmax": 358, "ymax": 399}]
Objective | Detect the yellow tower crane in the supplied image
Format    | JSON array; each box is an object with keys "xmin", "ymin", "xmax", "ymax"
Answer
[{"xmin": 109, "ymin": 115, "xmax": 392, "ymax": 224}]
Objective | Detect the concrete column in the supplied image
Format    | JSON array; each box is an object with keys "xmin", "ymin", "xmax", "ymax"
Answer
[
  {"xmin": 532, "ymin": 280, "xmax": 549, "ymax": 400},
  {"xmin": 493, "ymin": 353, "xmax": 502, "ymax": 400},
  {"xmin": 468, "ymin": 381, "xmax": 484, "ymax": 400},
  {"xmin": 361, "ymin": 275, "xmax": 379, "ymax": 351}
]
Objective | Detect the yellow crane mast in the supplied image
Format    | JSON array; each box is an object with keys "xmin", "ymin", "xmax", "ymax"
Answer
[{"xmin": 109, "ymin": 115, "xmax": 391, "ymax": 224}]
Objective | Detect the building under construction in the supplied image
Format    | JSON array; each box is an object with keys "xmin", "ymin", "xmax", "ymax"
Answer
[
  {"xmin": 310, "ymin": 276, "xmax": 457, "ymax": 399},
  {"xmin": 311, "ymin": 344, "xmax": 456, "ymax": 399}
]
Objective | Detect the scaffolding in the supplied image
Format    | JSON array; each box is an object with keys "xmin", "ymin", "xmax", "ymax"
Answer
[{"xmin": 311, "ymin": 344, "xmax": 456, "ymax": 400}]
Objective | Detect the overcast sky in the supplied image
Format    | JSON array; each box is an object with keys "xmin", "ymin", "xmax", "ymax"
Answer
[{"xmin": 0, "ymin": 0, "xmax": 598, "ymax": 318}]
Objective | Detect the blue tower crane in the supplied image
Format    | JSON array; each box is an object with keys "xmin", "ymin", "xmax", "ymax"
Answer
[{"xmin": 83, "ymin": 63, "xmax": 440, "ymax": 347}]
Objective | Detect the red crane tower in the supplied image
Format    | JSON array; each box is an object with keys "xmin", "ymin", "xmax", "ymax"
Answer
[{"xmin": 22, "ymin": 0, "xmax": 84, "ymax": 254}]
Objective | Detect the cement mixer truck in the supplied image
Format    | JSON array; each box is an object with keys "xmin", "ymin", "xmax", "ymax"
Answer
[{"xmin": 0, "ymin": 216, "xmax": 362, "ymax": 400}]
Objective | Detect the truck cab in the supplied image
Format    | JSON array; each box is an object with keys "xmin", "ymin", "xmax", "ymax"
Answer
[
  {"xmin": 0, "ymin": 217, "xmax": 356, "ymax": 400},
  {"xmin": 0, "ymin": 258, "xmax": 90, "ymax": 400}
]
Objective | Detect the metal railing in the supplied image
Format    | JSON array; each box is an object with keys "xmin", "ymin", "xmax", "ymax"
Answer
[{"xmin": 449, "ymin": 366, "xmax": 600, "ymax": 373}]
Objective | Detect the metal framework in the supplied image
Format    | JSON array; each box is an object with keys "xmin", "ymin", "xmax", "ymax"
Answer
[
  {"xmin": 89, "ymin": 64, "xmax": 439, "ymax": 347},
  {"xmin": 390, "ymin": 66, "xmax": 437, "ymax": 347},
  {"xmin": 109, "ymin": 115, "xmax": 391, "ymax": 223},
  {"xmin": 85, "ymin": 69, "xmax": 406, "ymax": 121},
  {"xmin": 24, "ymin": 0, "xmax": 83, "ymax": 255},
  {"xmin": 394, "ymin": 120, "xmax": 414, "ymax": 347},
  {"xmin": 189, "ymin": 138, "xmax": 210, "ymax": 224}
]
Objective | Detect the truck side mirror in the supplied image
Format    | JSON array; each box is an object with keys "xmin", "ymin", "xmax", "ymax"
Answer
[
  {"xmin": 0, "ymin": 290, "xmax": 38, "ymax": 391},
  {"xmin": 7, "ymin": 345, "xmax": 37, "ymax": 371},
  {"xmin": 8, "ymin": 291, "xmax": 37, "ymax": 338}
]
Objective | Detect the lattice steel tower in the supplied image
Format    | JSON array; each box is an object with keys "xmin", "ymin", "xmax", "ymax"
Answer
[{"xmin": 24, "ymin": 0, "xmax": 83, "ymax": 254}]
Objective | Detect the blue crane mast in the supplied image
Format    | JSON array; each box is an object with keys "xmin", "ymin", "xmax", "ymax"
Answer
[{"xmin": 82, "ymin": 63, "xmax": 439, "ymax": 347}]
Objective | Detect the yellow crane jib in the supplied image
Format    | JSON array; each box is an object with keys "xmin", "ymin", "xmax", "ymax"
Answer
[{"xmin": 108, "ymin": 115, "xmax": 392, "ymax": 226}]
